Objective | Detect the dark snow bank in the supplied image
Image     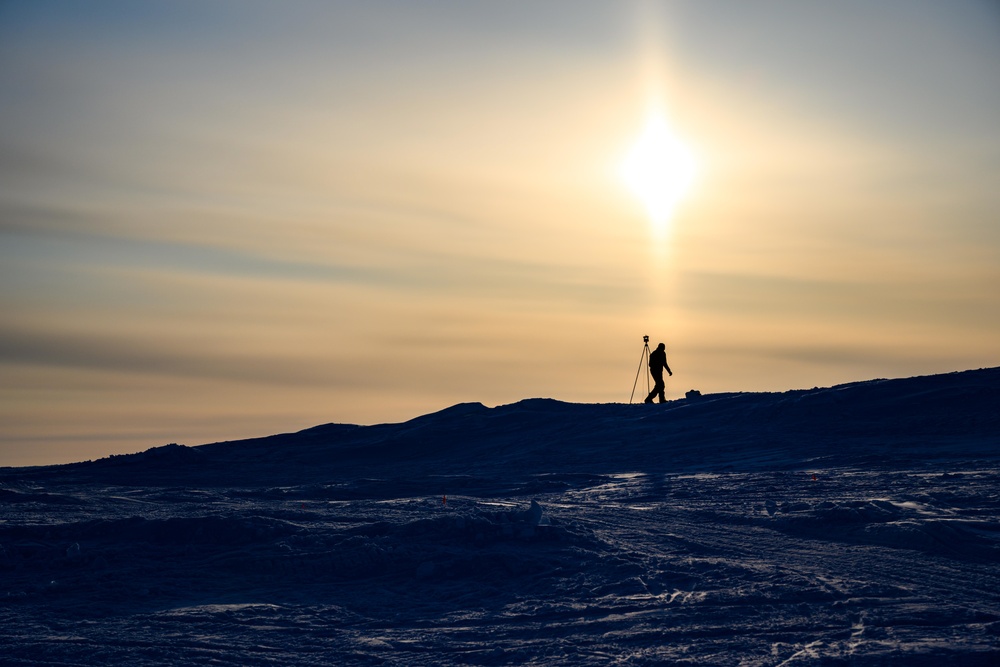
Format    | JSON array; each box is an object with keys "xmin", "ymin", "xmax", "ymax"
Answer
[{"xmin": 17, "ymin": 366, "xmax": 999, "ymax": 487}]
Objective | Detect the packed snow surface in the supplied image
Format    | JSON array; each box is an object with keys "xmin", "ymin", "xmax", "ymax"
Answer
[{"xmin": 2, "ymin": 368, "xmax": 999, "ymax": 665}]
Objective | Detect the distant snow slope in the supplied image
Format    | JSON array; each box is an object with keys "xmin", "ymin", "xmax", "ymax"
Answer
[
  {"xmin": 2, "ymin": 367, "xmax": 998, "ymax": 665},
  {"xmin": 16, "ymin": 366, "xmax": 998, "ymax": 487}
]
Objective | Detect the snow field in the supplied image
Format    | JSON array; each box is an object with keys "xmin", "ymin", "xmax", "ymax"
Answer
[
  {"xmin": 2, "ymin": 466, "xmax": 998, "ymax": 665},
  {"xmin": 3, "ymin": 369, "xmax": 999, "ymax": 665}
]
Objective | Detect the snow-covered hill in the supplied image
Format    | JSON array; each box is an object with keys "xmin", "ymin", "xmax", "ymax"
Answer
[
  {"xmin": 21, "ymin": 366, "xmax": 1000, "ymax": 487},
  {"xmin": 2, "ymin": 368, "xmax": 999, "ymax": 665}
]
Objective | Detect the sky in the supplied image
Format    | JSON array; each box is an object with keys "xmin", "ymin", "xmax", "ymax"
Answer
[{"xmin": 2, "ymin": 1, "xmax": 999, "ymax": 466}]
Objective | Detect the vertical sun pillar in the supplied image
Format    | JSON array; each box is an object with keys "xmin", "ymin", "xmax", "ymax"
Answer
[{"xmin": 619, "ymin": 109, "xmax": 699, "ymax": 312}]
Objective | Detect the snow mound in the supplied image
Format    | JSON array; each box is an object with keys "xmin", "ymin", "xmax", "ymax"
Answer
[{"xmin": 760, "ymin": 498, "xmax": 1000, "ymax": 561}]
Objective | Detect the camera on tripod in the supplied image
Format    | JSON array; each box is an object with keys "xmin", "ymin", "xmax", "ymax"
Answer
[{"xmin": 631, "ymin": 335, "xmax": 652, "ymax": 403}]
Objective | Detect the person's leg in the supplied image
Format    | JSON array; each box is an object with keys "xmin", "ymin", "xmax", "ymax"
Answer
[{"xmin": 647, "ymin": 373, "xmax": 664, "ymax": 403}]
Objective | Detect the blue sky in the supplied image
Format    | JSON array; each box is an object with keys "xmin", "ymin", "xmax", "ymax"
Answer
[{"xmin": 2, "ymin": 1, "xmax": 998, "ymax": 465}]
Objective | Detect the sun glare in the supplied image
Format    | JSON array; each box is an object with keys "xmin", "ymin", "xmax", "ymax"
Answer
[{"xmin": 620, "ymin": 114, "xmax": 697, "ymax": 234}]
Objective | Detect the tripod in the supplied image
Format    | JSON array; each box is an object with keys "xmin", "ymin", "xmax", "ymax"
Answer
[{"xmin": 629, "ymin": 336, "xmax": 651, "ymax": 404}]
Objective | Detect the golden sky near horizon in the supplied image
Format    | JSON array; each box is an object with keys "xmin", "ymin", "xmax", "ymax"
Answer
[{"xmin": 2, "ymin": 1, "xmax": 999, "ymax": 465}]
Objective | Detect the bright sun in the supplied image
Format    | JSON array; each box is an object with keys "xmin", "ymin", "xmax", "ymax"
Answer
[{"xmin": 620, "ymin": 114, "xmax": 697, "ymax": 233}]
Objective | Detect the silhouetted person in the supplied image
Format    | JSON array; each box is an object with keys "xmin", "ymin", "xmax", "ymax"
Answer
[{"xmin": 644, "ymin": 342, "xmax": 672, "ymax": 404}]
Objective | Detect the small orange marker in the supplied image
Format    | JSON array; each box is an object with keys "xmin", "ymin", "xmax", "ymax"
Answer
[
  {"xmin": 442, "ymin": 495, "xmax": 447, "ymax": 506},
  {"xmin": 811, "ymin": 474, "xmax": 818, "ymax": 481}
]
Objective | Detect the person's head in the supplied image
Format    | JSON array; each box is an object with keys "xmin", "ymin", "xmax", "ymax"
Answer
[{"xmin": 657, "ymin": 343, "xmax": 665, "ymax": 351}]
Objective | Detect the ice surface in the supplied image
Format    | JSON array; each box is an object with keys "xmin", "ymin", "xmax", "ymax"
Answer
[{"xmin": 2, "ymin": 367, "xmax": 999, "ymax": 665}]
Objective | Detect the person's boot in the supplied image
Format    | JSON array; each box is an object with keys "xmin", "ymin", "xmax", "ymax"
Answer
[{"xmin": 644, "ymin": 396, "xmax": 654, "ymax": 404}]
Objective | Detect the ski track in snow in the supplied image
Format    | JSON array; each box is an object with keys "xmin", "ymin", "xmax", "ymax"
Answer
[
  {"xmin": 2, "ymin": 369, "xmax": 1000, "ymax": 665},
  {"xmin": 2, "ymin": 467, "xmax": 999, "ymax": 666}
]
